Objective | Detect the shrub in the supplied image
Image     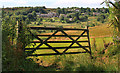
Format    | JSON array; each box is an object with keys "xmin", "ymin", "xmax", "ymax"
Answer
[
  {"xmin": 89, "ymin": 24, "xmax": 95, "ymax": 27},
  {"xmin": 76, "ymin": 20, "xmax": 80, "ymax": 23}
]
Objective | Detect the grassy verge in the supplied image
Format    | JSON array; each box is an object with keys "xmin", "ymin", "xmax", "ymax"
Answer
[{"xmin": 24, "ymin": 37, "xmax": 118, "ymax": 71}]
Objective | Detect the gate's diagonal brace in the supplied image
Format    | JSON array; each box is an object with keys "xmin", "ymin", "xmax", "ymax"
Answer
[
  {"xmin": 75, "ymin": 30, "xmax": 90, "ymax": 53},
  {"xmin": 61, "ymin": 30, "xmax": 89, "ymax": 53},
  {"xmin": 28, "ymin": 29, "xmax": 43, "ymax": 53},
  {"xmin": 32, "ymin": 30, "xmax": 60, "ymax": 54},
  {"xmin": 44, "ymin": 43, "xmax": 61, "ymax": 54},
  {"xmin": 61, "ymin": 30, "xmax": 81, "ymax": 53},
  {"xmin": 75, "ymin": 42, "xmax": 90, "ymax": 53}
]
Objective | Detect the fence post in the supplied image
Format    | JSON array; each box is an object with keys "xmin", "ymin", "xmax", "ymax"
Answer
[
  {"xmin": 16, "ymin": 20, "xmax": 24, "ymax": 57},
  {"xmin": 87, "ymin": 26, "xmax": 93, "ymax": 59}
]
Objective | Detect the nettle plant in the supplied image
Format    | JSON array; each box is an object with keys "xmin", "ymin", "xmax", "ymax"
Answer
[
  {"xmin": 2, "ymin": 15, "xmax": 33, "ymax": 50},
  {"xmin": 17, "ymin": 18, "xmax": 34, "ymax": 49},
  {"xmin": 102, "ymin": 0, "xmax": 120, "ymax": 39}
]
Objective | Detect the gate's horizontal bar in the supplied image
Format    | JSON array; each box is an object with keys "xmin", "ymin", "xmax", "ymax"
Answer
[
  {"xmin": 36, "ymin": 35, "xmax": 88, "ymax": 37},
  {"xmin": 31, "ymin": 40, "xmax": 89, "ymax": 43},
  {"xmin": 25, "ymin": 46, "xmax": 89, "ymax": 50},
  {"xmin": 27, "ymin": 51, "xmax": 87, "ymax": 56},
  {"xmin": 29, "ymin": 27, "xmax": 88, "ymax": 31}
]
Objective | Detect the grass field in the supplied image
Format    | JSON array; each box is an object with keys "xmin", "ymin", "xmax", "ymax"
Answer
[
  {"xmin": 25, "ymin": 37, "xmax": 118, "ymax": 71},
  {"xmin": 25, "ymin": 21, "xmax": 118, "ymax": 71}
]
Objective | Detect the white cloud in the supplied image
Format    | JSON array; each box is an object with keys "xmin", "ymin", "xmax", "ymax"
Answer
[
  {"xmin": 0, "ymin": 0, "xmax": 30, "ymax": 7},
  {"xmin": 0, "ymin": 0, "xmax": 14, "ymax": 2},
  {"xmin": 50, "ymin": 0, "xmax": 106, "ymax": 8},
  {"xmin": 0, "ymin": 0, "xmax": 115, "ymax": 8}
]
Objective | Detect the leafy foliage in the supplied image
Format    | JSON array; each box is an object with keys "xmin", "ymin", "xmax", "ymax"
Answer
[{"xmin": 2, "ymin": 10, "xmax": 34, "ymax": 71}]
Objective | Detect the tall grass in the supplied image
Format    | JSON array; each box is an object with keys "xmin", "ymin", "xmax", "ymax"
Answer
[{"xmin": 22, "ymin": 37, "xmax": 118, "ymax": 71}]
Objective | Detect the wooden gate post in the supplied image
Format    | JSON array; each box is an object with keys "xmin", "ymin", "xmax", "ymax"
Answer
[
  {"xmin": 87, "ymin": 26, "xmax": 93, "ymax": 59},
  {"xmin": 16, "ymin": 20, "xmax": 24, "ymax": 57}
]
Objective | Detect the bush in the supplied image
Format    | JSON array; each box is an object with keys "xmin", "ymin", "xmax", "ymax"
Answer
[
  {"xmin": 65, "ymin": 18, "xmax": 71, "ymax": 23},
  {"xmin": 81, "ymin": 25, "xmax": 85, "ymax": 28},
  {"xmin": 49, "ymin": 19, "xmax": 54, "ymax": 22},
  {"xmin": 61, "ymin": 21, "xmax": 65, "ymax": 23},
  {"xmin": 79, "ymin": 16, "xmax": 88, "ymax": 22},
  {"xmin": 2, "ymin": 17, "xmax": 35, "ymax": 71},
  {"xmin": 76, "ymin": 20, "xmax": 80, "ymax": 23},
  {"xmin": 89, "ymin": 24, "xmax": 95, "ymax": 27}
]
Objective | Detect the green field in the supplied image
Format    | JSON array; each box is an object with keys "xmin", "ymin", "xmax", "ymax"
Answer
[
  {"xmin": 24, "ymin": 20, "xmax": 119, "ymax": 71},
  {"xmin": 2, "ymin": 6, "xmax": 119, "ymax": 71},
  {"xmin": 26, "ymin": 37, "xmax": 113, "ymax": 54},
  {"xmin": 25, "ymin": 36, "xmax": 118, "ymax": 71}
]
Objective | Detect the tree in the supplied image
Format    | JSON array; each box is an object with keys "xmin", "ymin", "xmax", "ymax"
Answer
[
  {"xmin": 28, "ymin": 8, "xmax": 33, "ymax": 13},
  {"xmin": 67, "ymin": 14, "xmax": 72, "ymax": 18},
  {"xmin": 37, "ymin": 19, "xmax": 41, "ymax": 25},
  {"xmin": 61, "ymin": 8, "xmax": 66, "ymax": 14},
  {"xmin": 102, "ymin": 0, "xmax": 120, "ymax": 32},
  {"xmin": 27, "ymin": 14, "xmax": 34, "ymax": 21},
  {"xmin": 73, "ymin": 17, "xmax": 77, "ymax": 22},
  {"xmin": 57, "ymin": 7, "xmax": 60, "ymax": 9},
  {"xmin": 60, "ymin": 15, "xmax": 65, "ymax": 22},
  {"xmin": 91, "ymin": 8, "xmax": 96, "ymax": 12},
  {"xmin": 97, "ymin": 14, "xmax": 106, "ymax": 23},
  {"xmin": 39, "ymin": 18, "xmax": 43, "ymax": 22},
  {"xmin": 86, "ymin": 7, "xmax": 91, "ymax": 12},
  {"xmin": 100, "ymin": 0, "xmax": 120, "ymax": 57},
  {"xmin": 96, "ymin": 8, "xmax": 100, "ymax": 13},
  {"xmin": 32, "ymin": 11, "xmax": 36, "ymax": 17},
  {"xmin": 43, "ymin": 6, "xmax": 46, "ymax": 9},
  {"xmin": 22, "ymin": 11, "xmax": 28, "ymax": 15},
  {"xmin": 79, "ymin": 16, "xmax": 88, "ymax": 22},
  {"xmin": 64, "ymin": 17, "xmax": 71, "ymax": 23},
  {"xmin": 49, "ymin": 19, "xmax": 54, "ymax": 22},
  {"xmin": 15, "ymin": 11, "xmax": 21, "ymax": 15},
  {"xmin": 74, "ymin": 12, "xmax": 80, "ymax": 20},
  {"xmin": 56, "ymin": 9, "xmax": 61, "ymax": 16},
  {"xmin": 25, "ymin": 18, "xmax": 30, "ymax": 24}
]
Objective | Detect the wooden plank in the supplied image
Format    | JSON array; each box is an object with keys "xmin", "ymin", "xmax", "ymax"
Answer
[
  {"xmin": 61, "ymin": 30, "xmax": 86, "ymax": 53},
  {"xmin": 31, "ymin": 40, "xmax": 89, "ymax": 43},
  {"xmin": 35, "ymin": 30, "xmax": 58, "ymax": 48},
  {"xmin": 75, "ymin": 31, "xmax": 86, "ymax": 41},
  {"xmin": 27, "ymin": 51, "xmax": 87, "ymax": 56},
  {"xmin": 29, "ymin": 27, "xmax": 88, "ymax": 31},
  {"xmin": 28, "ymin": 30, "xmax": 43, "ymax": 53},
  {"xmin": 25, "ymin": 46, "xmax": 89, "ymax": 50},
  {"xmin": 36, "ymin": 35, "xmax": 88, "ymax": 37},
  {"xmin": 35, "ymin": 30, "xmax": 60, "ymax": 54},
  {"xmin": 60, "ymin": 30, "xmax": 77, "ymax": 53},
  {"xmin": 76, "ymin": 42, "xmax": 90, "ymax": 53}
]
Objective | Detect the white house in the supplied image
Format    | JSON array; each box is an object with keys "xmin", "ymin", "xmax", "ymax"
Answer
[{"xmin": 36, "ymin": 12, "xmax": 58, "ymax": 18}]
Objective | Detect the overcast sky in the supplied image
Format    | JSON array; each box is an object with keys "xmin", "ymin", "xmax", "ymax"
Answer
[{"xmin": 0, "ymin": 0, "xmax": 115, "ymax": 8}]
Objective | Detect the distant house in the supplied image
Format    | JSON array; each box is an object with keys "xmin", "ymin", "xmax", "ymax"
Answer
[
  {"xmin": 81, "ymin": 12, "xmax": 88, "ymax": 15},
  {"xmin": 69, "ymin": 18, "xmax": 73, "ymax": 21},
  {"xmin": 40, "ymin": 14, "xmax": 51, "ymax": 17},
  {"xmin": 93, "ymin": 12, "xmax": 100, "ymax": 16},
  {"xmin": 36, "ymin": 13, "xmax": 41, "ymax": 16},
  {"xmin": 75, "ymin": 9, "xmax": 79, "ymax": 12},
  {"xmin": 68, "ymin": 9, "xmax": 73, "ymax": 11},
  {"xmin": 36, "ymin": 12, "xmax": 58, "ymax": 18}
]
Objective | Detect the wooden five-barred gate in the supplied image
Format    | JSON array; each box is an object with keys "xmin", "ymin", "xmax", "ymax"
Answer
[{"xmin": 25, "ymin": 26, "xmax": 92, "ymax": 57}]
